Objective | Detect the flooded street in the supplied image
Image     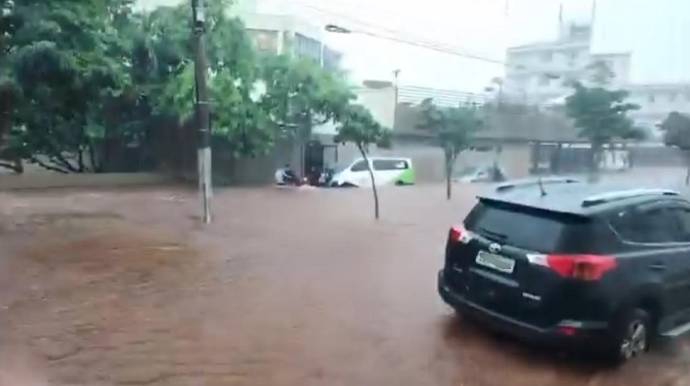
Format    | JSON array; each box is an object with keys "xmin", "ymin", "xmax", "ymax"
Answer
[{"xmin": 1, "ymin": 183, "xmax": 690, "ymax": 385}]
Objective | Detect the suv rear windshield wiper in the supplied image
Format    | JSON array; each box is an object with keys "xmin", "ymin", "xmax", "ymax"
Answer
[{"xmin": 479, "ymin": 227, "xmax": 508, "ymax": 240}]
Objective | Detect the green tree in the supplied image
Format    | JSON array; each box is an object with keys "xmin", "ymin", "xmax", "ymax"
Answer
[
  {"xmin": 661, "ymin": 112, "xmax": 690, "ymax": 185},
  {"xmin": 565, "ymin": 83, "xmax": 639, "ymax": 176},
  {"xmin": 260, "ymin": 55, "xmax": 353, "ymax": 174},
  {"xmin": 2, "ymin": 0, "xmax": 136, "ymax": 173},
  {"xmin": 143, "ymin": 0, "xmax": 272, "ymax": 158},
  {"xmin": 335, "ymin": 105, "xmax": 391, "ymax": 220},
  {"xmin": 417, "ymin": 99, "xmax": 482, "ymax": 200}
]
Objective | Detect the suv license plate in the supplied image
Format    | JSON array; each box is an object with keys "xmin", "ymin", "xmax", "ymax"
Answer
[{"xmin": 476, "ymin": 251, "xmax": 515, "ymax": 274}]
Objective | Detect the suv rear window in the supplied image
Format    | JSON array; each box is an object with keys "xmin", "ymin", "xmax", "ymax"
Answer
[{"xmin": 465, "ymin": 200, "xmax": 591, "ymax": 253}]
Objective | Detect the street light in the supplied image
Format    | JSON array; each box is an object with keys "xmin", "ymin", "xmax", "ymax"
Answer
[{"xmin": 325, "ymin": 24, "xmax": 351, "ymax": 34}]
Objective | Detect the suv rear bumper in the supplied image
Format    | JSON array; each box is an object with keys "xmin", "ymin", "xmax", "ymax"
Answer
[{"xmin": 438, "ymin": 270, "xmax": 610, "ymax": 349}]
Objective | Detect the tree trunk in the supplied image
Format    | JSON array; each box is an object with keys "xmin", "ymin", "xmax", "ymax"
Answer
[
  {"xmin": 444, "ymin": 151, "xmax": 453, "ymax": 200},
  {"xmin": 551, "ymin": 143, "xmax": 562, "ymax": 174},
  {"xmin": 77, "ymin": 148, "xmax": 85, "ymax": 172},
  {"xmin": 446, "ymin": 173, "xmax": 452, "ymax": 201},
  {"xmin": 685, "ymin": 150, "xmax": 690, "ymax": 186},
  {"xmin": 588, "ymin": 141, "xmax": 603, "ymax": 182},
  {"xmin": 531, "ymin": 141, "xmax": 541, "ymax": 173},
  {"xmin": 358, "ymin": 145, "xmax": 379, "ymax": 220},
  {"xmin": 88, "ymin": 141, "xmax": 98, "ymax": 173},
  {"xmin": 299, "ymin": 142, "xmax": 305, "ymax": 178},
  {"xmin": 492, "ymin": 142, "xmax": 503, "ymax": 181}
]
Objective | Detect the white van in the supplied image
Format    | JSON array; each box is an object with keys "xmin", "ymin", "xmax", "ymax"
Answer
[{"xmin": 330, "ymin": 157, "xmax": 416, "ymax": 187}]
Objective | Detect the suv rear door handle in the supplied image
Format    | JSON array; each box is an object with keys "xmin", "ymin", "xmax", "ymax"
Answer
[{"xmin": 649, "ymin": 263, "xmax": 666, "ymax": 271}]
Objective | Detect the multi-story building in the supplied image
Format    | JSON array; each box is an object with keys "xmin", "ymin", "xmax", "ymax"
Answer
[
  {"xmin": 504, "ymin": 13, "xmax": 689, "ymax": 138},
  {"xmin": 504, "ymin": 20, "xmax": 632, "ymax": 105},
  {"xmin": 626, "ymin": 83, "xmax": 690, "ymax": 133},
  {"xmin": 505, "ymin": 23, "xmax": 593, "ymax": 104},
  {"xmin": 135, "ymin": 0, "xmax": 342, "ymax": 71},
  {"xmin": 232, "ymin": 0, "xmax": 341, "ymax": 70}
]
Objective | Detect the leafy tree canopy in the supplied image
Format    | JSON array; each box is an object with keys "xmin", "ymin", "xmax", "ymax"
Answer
[
  {"xmin": 3, "ymin": 0, "xmax": 136, "ymax": 172},
  {"xmin": 417, "ymin": 98, "xmax": 482, "ymax": 157},
  {"xmin": 661, "ymin": 112, "xmax": 690, "ymax": 150},
  {"xmin": 335, "ymin": 104, "xmax": 391, "ymax": 150},
  {"xmin": 661, "ymin": 112, "xmax": 690, "ymax": 185},
  {"xmin": 142, "ymin": 0, "xmax": 273, "ymax": 158},
  {"xmin": 565, "ymin": 83, "xmax": 639, "ymax": 144},
  {"xmin": 417, "ymin": 98, "xmax": 482, "ymax": 199},
  {"xmin": 0, "ymin": 0, "xmax": 355, "ymax": 171},
  {"xmin": 260, "ymin": 55, "xmax": 353, "ymax": 140},
  {"xmin": 335, "ymin": 104, "xmax": 391, "ymax": 219}
]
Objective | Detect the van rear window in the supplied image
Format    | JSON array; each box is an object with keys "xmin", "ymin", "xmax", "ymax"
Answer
[{"xmin": 465, "ymin": 200, "xmax": 590, "ymax": 253}]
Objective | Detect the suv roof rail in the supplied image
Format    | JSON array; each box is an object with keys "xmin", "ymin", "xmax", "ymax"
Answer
[
  {"xmin": 496, "ymin": 177, "xmax": 579, "ymax": 192},
  {"xmin": 581, "ymin": 189, "xmax": 680, "ymax": 207}
]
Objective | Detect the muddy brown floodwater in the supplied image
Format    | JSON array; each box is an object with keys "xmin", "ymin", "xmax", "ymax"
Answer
[{"xmin": 1, "ymin": 184, "xmax": 689, "ymax": 385}]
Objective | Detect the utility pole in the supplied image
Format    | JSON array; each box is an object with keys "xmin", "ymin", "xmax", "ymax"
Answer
[
  {"xmin": 392, "ymin": 69, "xmax": 400, "ymax": 128},
  {"xmin": 192, "ymin": 0, "xmax": 212, "ymax": 224}
]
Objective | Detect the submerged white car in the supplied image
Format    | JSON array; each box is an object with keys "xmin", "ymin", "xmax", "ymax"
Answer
[
  {"xmin": 330, "ymin": 157, "xmax": 416, "ymax": 187},
  {"xmin": 454, "ymin": 165, "xmax": 506, "ymax": 183}
]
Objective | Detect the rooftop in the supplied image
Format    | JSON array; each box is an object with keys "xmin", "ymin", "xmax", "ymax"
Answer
[
  {"xmin": 478, "ymin": 180, "xmax": 686, "ymax": 216},
  {"xmin": 507, "ymin": 40, "xmax": 589, "ymax": 53}
]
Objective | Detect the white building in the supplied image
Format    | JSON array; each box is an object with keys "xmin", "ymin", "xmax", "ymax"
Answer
[
  {"xmin": 135, "ymin": 0, "xmax": 342, "ymax": 70},
  {"xmin": 626, "ymin": 83, "xmax": 690, "ymax": 133},
  {"xmin": 504, "ymin": 20, "xmax": 631, "ymax": 105},
  {"xmin": 232, "ymin": 0, "xmax": 341, "ymax": 70},
  {"xmin": 504, "ymin": 12, "xmax": 690, "ymax": 138},
  {"xmin": 505, "ymin": 24, "xmax": 591, "ymax": 104}
]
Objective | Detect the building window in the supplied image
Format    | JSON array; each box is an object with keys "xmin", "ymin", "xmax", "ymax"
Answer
[
  {"xmin": 567, "ymin": 52, "xmax": 578, "ymax": 67},
  {"xmin": 248, "ymin": 30, "xmax": 278, "ymax": 53},
  {"xmin": 294, "ymin": 33, "xmax": 321, "ymax": 65},
  {"xmin": 648, "ymin": 94, "xmax": 656, "ymax": 103},
  {"xmin": 669, "ymin": 92, "xmax": 678, "ymax": 102}
]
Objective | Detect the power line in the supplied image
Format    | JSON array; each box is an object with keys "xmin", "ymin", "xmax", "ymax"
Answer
[
  {"xmin": 285, "ymin": 1, "xmax": 560, "ymax": 110},
  {"xmin": 353, "ymin": 30, "xmax": 507, "ymax": 66},
  {"xmin": 293, "ymin": 0, "xmax": 492, "ymax": 39},
  {"xmin": 293, "ymin": 2, "xmax": 507, "ymax": 66}
]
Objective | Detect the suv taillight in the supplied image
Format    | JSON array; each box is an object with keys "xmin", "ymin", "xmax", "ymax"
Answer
[
  {"xmin": 449, "ymin": 225, "xmax": 473, "ymax": 244},
  {"xmin": 528, "ymin": 254, "xmax": 617, "ymax": 281}
]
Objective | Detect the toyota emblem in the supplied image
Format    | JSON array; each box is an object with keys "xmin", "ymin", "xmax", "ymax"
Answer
[{"xmin": 489, "ymin": 243, "xmax": 502, "ymax": 254}]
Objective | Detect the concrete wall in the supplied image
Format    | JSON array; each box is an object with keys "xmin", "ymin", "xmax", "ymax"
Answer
[
  {"xmin": 458, "ymin": 144, "xmax": 532, "ymax": 179},
  {"xmin": 326, "ymin": 140, "xmax": 532, "ymax": 184},
  {"xmin": 0, "ymin": 173, "xmax": 175, "ymax": 191},
  {"xmin": 212, "ymin": 136, "xmax": 301, "ymax": 186}
]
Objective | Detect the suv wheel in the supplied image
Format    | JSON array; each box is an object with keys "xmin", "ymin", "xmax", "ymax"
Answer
[{"xmin": 610, "ymin": 309, "xmax": 650, "ymax": 363}]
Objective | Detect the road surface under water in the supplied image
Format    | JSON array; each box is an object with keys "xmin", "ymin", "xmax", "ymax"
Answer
[{"xmin": 0, "ymin": 182, "xmax": 689, "ymax": 385}]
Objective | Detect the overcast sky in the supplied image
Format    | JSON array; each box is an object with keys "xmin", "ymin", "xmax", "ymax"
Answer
[{"xmin": 138, "ymin": 0, "xmax": 690, "ymax": 92}]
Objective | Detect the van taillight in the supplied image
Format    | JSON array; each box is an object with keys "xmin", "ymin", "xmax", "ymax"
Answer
[
  {"xmin": 449, "ymin": 225, "xmax": 473, "ymax": 244},
  {"xmin": 528, "ymin": 254, "xmax": 617, "ymax": 281}
]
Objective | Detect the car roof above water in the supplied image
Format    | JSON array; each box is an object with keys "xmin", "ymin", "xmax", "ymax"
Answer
[{"xmin": 477, "ymin": 178, "xmax": 686, "ymax": 217}]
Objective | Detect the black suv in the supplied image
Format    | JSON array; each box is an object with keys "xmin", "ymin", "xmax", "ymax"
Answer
[{"xmin": 438, "ymin": 178, "xmax": 690, "ymax": 362}]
